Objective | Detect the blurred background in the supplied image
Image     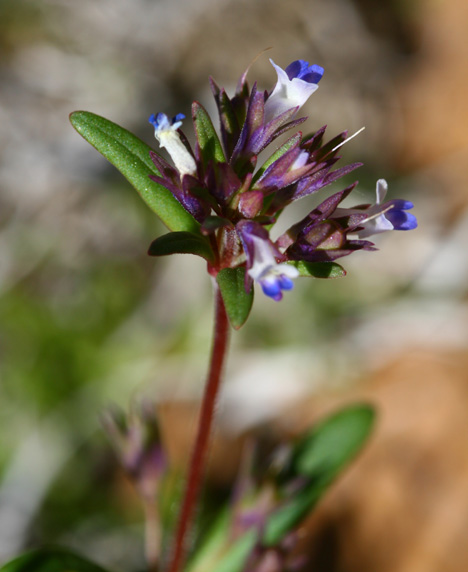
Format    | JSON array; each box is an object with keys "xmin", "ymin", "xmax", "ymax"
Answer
[{"xmin": 1, "ymin": 0, "xmax": 468, "ymax": 570}]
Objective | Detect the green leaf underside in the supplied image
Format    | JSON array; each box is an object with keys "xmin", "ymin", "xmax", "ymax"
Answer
[
  {"xmin": 263, "ymin": 404, "xmax": 375, "ymax": 545},
  {"xmin": 192, "ymin": 103, "xmax": 226, "ymax": 166},
  {"xmin": 148, "ymin": 231, "xmax": 214, "ymax": 262},
  {"xmin": 69, "ymin": 111, "xmax": 199, "ymax": 233},
  {"xmin": 0, "ymin": 548, "xmax": 110, "ymax": 572},
  {"xmin": 290, "ymin": 260, "xmax": 347, "ymax": 279},
  {"xmin": 252, "ymin": 133, "xmax": 302, "ymax": 185},
  {"xmin": 216, "ymin": 267, "xmax": 253, "ymax": 329}
]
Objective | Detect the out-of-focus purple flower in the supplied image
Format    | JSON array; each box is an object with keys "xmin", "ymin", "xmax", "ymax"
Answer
[
  {"xmin": 355, "ymin": 179, "xmax": 418, "ymax": 238},
  {"xmin": 149, "ymin": 112, "xmax": 197, "ymax": 177},
  {"xmin": 263, "ymin": 59, "xmax": 324, "ymax": 124},
  {"xmin": 102, "ymin": 403, "xmax": 167, "ymax": 501}
]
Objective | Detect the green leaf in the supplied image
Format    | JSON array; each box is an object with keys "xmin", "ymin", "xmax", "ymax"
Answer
[
  {"xmin": 0, "ymin": 548, "xmax": 111, "ymax": 572},
  {"xmin": 293, "ymin": 404, "xmax": 375, "ymax": 478},
  {"xmin": 187, "ymin": 511, "xmax": 257, "ymax": 572},
  {"xmin": 148, "ymin": 231, "xmax": 214, "ymax": 262},
  {"xmin": 252, "ymin": 133, "xmax": 302, "ymax": 185},
  {"xmin": 216, "ymin": 267, "xmax": 253, "ymax": 329},
  {"xmin": 192, "ymin": 102, "xmax": 226, "ymax": 167},
  {"xmin": 186, "ymin": 511, "xmax": 232, "ymax": 572},
  {"xmin": 290, "ymin": 260, "xmax": 347, "ymax": 279},
  {"xmin": 69, "ymin": 111, "xmax": 199, "ymax": 233},
  {"xmin": 263, "ymin": 404, "xmax": 375, "ymax": 545},
  {"xmin": 211, "ymin": 531, "xmax": 257, "ymax": 572}
]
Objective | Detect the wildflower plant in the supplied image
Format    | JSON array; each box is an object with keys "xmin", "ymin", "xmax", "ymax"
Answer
[{"xmin": 1, "ymin": 56, "xmax": 416, "ymax": 572}]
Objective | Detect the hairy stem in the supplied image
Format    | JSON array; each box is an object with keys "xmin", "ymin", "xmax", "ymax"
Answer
[{"xmin": 168, "ymin": 284, "xmax": 230, "ymax": 572}]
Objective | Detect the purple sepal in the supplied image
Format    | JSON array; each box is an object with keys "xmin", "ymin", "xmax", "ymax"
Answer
[
  {"xmin": 292, "ymin": 162, "xmax": 362, "ymax": 202},
  {"xmin": 288, "ymin": 236, "xmax": 376, "ymax": 263},
  {"xmin": 230, "ymin": 83, "xmax": 265, "ymax": 174},
  {"xmin": 149, "ymin": 150, "xmax": 179, "ymax": 179},
  {"xmin": 254, "ymin": 145, "xmax": 314, "ymax": 194},
  {"xmin": 148, "ymin": 172, "xmax": 207, "ymax": 222},
  {"xmin": 303, "ymin": 130, "xmax": 349, "ymax": 165},
  {"xmin": 248, "ymin": 107, "xmax": 301, "ymax": 155},
  {"xmin": 209, "ymin": 77, "xmax": 241, "ymax": 159},
  {"xmin": 269, "ymin": 159, "xmax": 360, "ymax": 213},
  {"xmin": 302, "ymin": 125, "xmax": 327, "ymax": 152},
  {"xmin": 302, "ymin": 184, "xmax": 358, "ymax": 228},
  {"xmin": 238, "ymin": 190, "xmax": 264, "ymax": 218},
  {"xmin": 205, "ymin": 161, "xmax": 242, "ymax": 207},
  {"xmin": 232, "ymin": 91, "xmax": 307, "ymax": 173}
]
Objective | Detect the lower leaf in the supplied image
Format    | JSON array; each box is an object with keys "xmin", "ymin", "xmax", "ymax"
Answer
[{"xmin": 0, "ymin": 547, "xmax": 111, "ymax": 572}]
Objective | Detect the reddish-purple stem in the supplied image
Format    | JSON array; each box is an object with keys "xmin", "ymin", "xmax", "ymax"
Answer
[{"xmin": 168, "ymin": 284, "xmax": 230, "ymax": 572}]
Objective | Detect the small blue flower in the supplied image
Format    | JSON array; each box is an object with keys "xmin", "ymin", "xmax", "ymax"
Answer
[
  {"xmin": 237, "ymin": 221, "xmax": 299, "ymax": 302},
  {"xmin": 248, "ymin": 234, "xmax": 299, "ymax": 301},
  {"xmin": 148, "ymin": 112, "xmax": 196, "ymax": 177},
  {"xmin": 357, "ymin": 179, "xmax": 418, "ymax": 238},
  {"xmin": 263, "ymin": 58, "xmax": 324, "ymax": 123}
]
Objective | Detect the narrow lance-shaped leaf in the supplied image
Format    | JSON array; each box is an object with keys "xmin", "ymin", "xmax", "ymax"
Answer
[
  {"xmin": 187, "ymin": 510, "xmax": 257, "ymax": 572},
  {"xmin": 216, "ymin": 267, "xmax": 254, "ymax": 329},
  {"xmin": 263, "ymin": 404, "xmax": 375, "ymax": 545},
  {"xmin": 148, "ymin": 231, "xmax": 215, "ymax": 263},
  {"xmin": 70, "ymin": 111, "xmax": 199, "ymax": 233}
]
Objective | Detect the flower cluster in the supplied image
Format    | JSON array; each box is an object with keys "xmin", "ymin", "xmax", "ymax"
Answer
[{"xmin": 148, "ymin": 58, "xmax": 417, "ymax": 301}]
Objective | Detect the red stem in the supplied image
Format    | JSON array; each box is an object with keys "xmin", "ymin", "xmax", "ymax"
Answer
[{"xmin": 168, "ymin": 284, "xmax": 230, "ymax": 572}]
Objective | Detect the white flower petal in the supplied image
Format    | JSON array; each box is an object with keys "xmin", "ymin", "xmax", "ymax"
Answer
[
  {"xmin": 263, "ymin": 59, "xmax": 320, "ymax": 123},
  {"xmin": 375, "ymin": 179, "xmax": 388, "ymax": 204}
]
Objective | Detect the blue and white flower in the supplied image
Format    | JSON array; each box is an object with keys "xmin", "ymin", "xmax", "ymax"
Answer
[
  {"xmin": 237, "ymin": 221, "xmax": 300, "ymax": 301},
  {"xmin": 248, "ymin": 235, "xmax": 299, "ymax": 301},
  {"xmin": 263, "ymin": 59, "xmax": 324, "ymax": 123},
  {"xmin": 357, "ymin": 179, "xmax": 417, "ymax": 238},
  {"xmin": 149, "ymin": 112, "xmax": 197, "ymax": 177}
]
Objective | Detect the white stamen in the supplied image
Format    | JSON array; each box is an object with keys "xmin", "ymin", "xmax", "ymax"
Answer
[
  {"xmin": 331, "ymin": 126, "xmax": 365, "ymax": 152},
  {"xmin": 358, "ymin": 203, "xmax": 394, "ymax": 227}
]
